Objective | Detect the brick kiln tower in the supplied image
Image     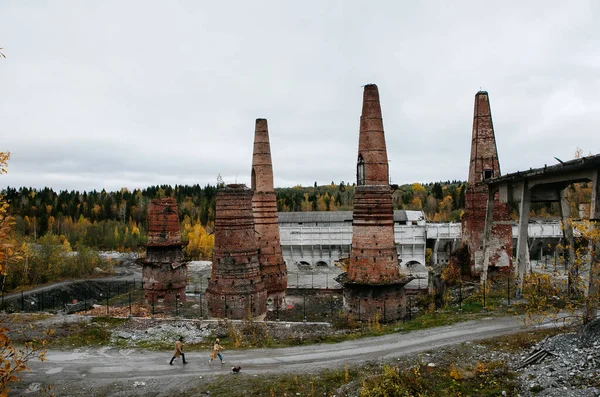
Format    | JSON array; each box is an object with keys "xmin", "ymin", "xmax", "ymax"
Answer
[
  {"xmin": 251, "ymin": 118, "xmax": 287, "ymax": 309},
  {"xmin": 143, "ymin": 197, "xmax": 187, "ymax": 303},
  {"xmin": 206, "ymin": 184, "xmax": 267, "ymax": 320},
  {"xmin": 461, "ymin": 91, "xmax": 512, "ymax": 275},
  {"xmin": 339, "ymin": 84, "xmax": 411, "ymax": 322}
]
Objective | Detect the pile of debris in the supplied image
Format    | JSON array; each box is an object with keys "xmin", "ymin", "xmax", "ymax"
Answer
[{"xmin": 515, "ymin": 320, "xmax": 600, "ymax": 396}]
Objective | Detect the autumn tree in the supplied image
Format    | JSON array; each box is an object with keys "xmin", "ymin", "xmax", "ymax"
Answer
[{"xmin": 0, "ymin": 152, "xmax": 48, "ymax": 395}]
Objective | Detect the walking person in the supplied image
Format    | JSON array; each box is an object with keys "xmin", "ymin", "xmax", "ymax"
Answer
[
  {"xmin": 169, "ymin": 336, "xmax": 187, "ymax": 365},
  {"xmin": 208, "ymin": 338, "xmax": 225, "ymax": 365}
]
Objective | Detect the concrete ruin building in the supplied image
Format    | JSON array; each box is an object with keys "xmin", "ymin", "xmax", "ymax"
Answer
[
  {"xmin": 206, "ymin": 184, "xmax": 268, "ymax": 320},
  {"xmin": 338, "ymin": 84, "xmax": 412, "ymax": 322},
  {"xmin": 251, "ymin": 118, "xmax": 288, "ymax": 310},
  {"xmin": 461, "ymin": 91, "xmax": 513, "ymax": 275},
  {"xmin": 142, "ymin": 197, "xmax": 188, "ymax": 303}
]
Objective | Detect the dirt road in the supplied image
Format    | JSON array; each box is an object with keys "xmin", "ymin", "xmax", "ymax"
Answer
[{"xmin": 14, "ymin": 315, "xmax": 542, "ymax": 396}]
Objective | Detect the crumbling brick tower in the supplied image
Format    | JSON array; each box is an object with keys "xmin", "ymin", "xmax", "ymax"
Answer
[
  {"xmin": 206, "ymin": 184, "xmax": 267, "ymax": 320},
  {"xmin": 143, "ymin": 197, "xmax": 188, "ymax": 304},
  {"xmin": 461, "ymin": 91, "xmax": 512, "ymax": 275},
  {"xmin": 339, "ymin": 84, "xmax": 411, "ymax": 322},
  {"xmin": 251, "ymin": 118, "xmax": 288, "ymax": 310}
]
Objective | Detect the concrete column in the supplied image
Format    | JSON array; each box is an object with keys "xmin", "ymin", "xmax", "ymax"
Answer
[
  {"xmin": 585, "ymin": 239, "xmax": 600, "ymax": 323},
  {"xmin": 560, "ymin": 187, "xmax": 576, "ymax": 293},
  {"xmin": 587, "ymin": 170, "xmax": 600, "ymax": 321},
  {"xmin": 432, "ymin": 238, "xmax": 440, "ymax": 266},
  {"xmin": 590, "ymin": 170, "xmax": 600, "ymax": 221},
  {"xmin": 516, "ymin": 180, "xmax": 531, "ymax": 295},
  {"xmin": 481, "ymin": 187, "xmax": 496, "ymax": 285}
]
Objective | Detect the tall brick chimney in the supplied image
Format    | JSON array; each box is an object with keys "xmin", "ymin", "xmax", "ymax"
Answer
[
  {"xmin": 251, "ymin": 119, "xmax": 287, "ymax": 309},
  {"xmin": 349, "ymin": 84, "xmax": 399, "ymax": 284},
  {"xmin": 462, "ymin": 91, "xmax": 512, "ymax": 274},
  {"xmin": 143, "ymin": 197, "xmax": 187, "ymax": 304},
  {"xmin": 206, "ymin": 184, "xmax": 267, "ymax": 320},
  {"xmin": 339, "ymin": 84, "xmax": 410, "ymax": 322}
]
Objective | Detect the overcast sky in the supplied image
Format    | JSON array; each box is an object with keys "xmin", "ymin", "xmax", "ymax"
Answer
[{"xmin": 1, "ymin": 1, "xmax": 599, "ymax": 193}]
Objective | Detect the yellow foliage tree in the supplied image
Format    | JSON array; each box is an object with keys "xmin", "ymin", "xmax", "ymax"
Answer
[
  {"xmin": 184, "ymin": 223, "xmax": 214, "ymax": 260},
  {"xmin": 0, "ymin": 152, "xmax": 48, "ymax": 395}
]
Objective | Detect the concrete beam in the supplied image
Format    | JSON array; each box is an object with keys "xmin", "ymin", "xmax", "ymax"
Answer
[
  {"xmin": 516, "ymin": 179, "xmax": 531, "ymax": 295},
  {"xmin": 591, "ymin": 170, "xmax": 600, "ymax": 221}
]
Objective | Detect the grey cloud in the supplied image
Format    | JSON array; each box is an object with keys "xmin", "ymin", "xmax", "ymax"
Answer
[{"xmin": 1, "ymin": 1, "xmax": 599, "ymax": 192}]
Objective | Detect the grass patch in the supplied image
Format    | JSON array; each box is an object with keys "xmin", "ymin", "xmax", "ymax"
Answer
[
  {"xmin": 91, "ymin": 316, "xmax": 128, "ymax": 326},
  {"xmin": 50, "ymin": 324, "xmax": 112, "ymax": 348},
  {"xmin": 189, "ymin": 366, "xmax": 363, "ymax": 397},
  {"xmin": 479, "ymin": 326, "xmax": 567, "ymax": 353},
  {"xmin": 359, "ymin": 360, "xmax": 518, "ymax": 397},
  {"xmin": 2, "ymin": 312, "xmax": 54, "ymax": 324}
]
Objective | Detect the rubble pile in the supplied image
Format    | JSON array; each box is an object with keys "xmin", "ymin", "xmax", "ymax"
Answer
[{"xmin": 516, "ymin": 320, "xmax": 600, "ymax": 396}]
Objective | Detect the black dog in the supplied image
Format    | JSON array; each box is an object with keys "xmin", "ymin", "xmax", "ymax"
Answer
[{"xmin": 231, "ymin": 366, "xmax": 241, "ymax": 374}]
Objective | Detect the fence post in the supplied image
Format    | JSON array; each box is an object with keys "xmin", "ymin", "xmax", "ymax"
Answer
[
  {"xmin": 106, "ymin": 290, "xmax": 109, "ymax": 316},
  {"xmin": 175, "ymin": 294, "xmax": 179, "ymax": 317},
  {"xmin": 483, "ymin": 279, "xmax": 487, "ymax": 309},
  {"xmin": 21, "ymin": 291, "xmax": 24, "ymax": 311},
  {"xmin": 383, "ymin": 299, "xmax": 386, "ymax": 322},
  {"xmin": 129, "ymin": 291, "xmax": 132, "ymax": 317},
  {"xmin": 507, "ymin": 273, "xmax": 511, "ymax": 306},
  {"xmin": 296, "ymin": 273, "xmax": 299, "ymax": 288},
  {"xmin": 311, "ymin": 272, "xmax": 314, "ymax": 289},
  {"xmin": 200, "ymin": 290, "xmax": 203, "ymax": 318},
  {"xmin": 303, "ymin": 292, "xmax": 306, "ymax": 322},
  {"xmin": 41, "ymin": 291, "xmax": 44, "ymax": 311},
  {"xmin": 358, "ymin": 297, "xmax": 361, "ymax": 322},
  {"xmin": 152, "ymin": 294, "xmax": 155, "ymax": 316},
  {"xmin": 459, "ymin": 282, "xmax": 463, "ymax": 310},
  {"xmin": 276, "ymin": 298, "xmax": 279, "ymax": 321}
]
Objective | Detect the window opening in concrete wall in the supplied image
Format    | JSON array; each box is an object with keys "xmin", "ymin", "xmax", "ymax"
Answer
[{"xmin": 483, "ymin": 169, "xmax": 493, "ymax": 180}]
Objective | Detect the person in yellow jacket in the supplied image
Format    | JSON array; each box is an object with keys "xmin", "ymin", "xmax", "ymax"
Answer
[
  {"xmin": 208, "ymin": 338, "xmax": 225, "ymax": 365},
  {"xmin": 169, "ymin": 336, "xmax": 187, "ymax": 365}
]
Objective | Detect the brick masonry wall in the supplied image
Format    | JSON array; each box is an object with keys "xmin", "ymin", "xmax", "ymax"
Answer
[
  {"xmin": 349, "ymin": 185, "xmax": 400, "ymax": 284},
  {"xmin": 143, "ymin": 197, "xmax": 187, "ymax": 303},
  {"xmin": 342, "ymin": 284, "xmax": 406, "ymax": 322},
  {"xmin": 357, "ymin": 84, "xmax": 390, "ymax": 186},
  {"xmin": 462, "ymin": 91, "xmax": 513, "ymax": 275},
  {"xmin": 206, "ymin": 185, "xmax": 267, "ymax": 320},
  {"xmin": 344, "ymin": 84, "xmax": 407, "ymax": 322},
  {"xmin": 251, "ymin": 118, "xmax": 288, "ymax": 307}
]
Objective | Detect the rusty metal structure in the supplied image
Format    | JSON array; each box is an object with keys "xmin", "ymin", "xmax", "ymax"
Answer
[
  {"xmin": 338, "ymin": 84, "xmax": 412, "ymax": 322},
  {"xmin": 251, "ymin": 118, "xmax": 288, "ymax": 310},
  {"xmin": 206, "ymin": 184, "xmax": 267, "ymax": 320},
  {"xmin": 142, "ymin": 197, "xmax": 187, "ymax": 303},
  {"xmin": 461, "ymin": 91, "xmax": 512, "ymax": 275}
]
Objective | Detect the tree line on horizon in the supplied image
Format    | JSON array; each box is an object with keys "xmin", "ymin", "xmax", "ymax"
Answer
[
  {"xmin": 2, "ymin": 181, "xmax": 466, "ymax": 244},
  {"xmin": 1, "ymin": 178, "xmax": 590, "ymax": 256}
]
